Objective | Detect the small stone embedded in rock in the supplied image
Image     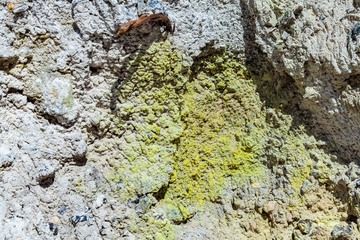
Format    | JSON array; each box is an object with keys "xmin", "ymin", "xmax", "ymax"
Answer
[
  {"xmin": 7, "ymin": 77, "xmax": 24, "ymax": 92},
  {"xmin": 303, "ymin": 87, "xmax": 320, "ymax": 100},
  {"xmin": 300, "ymin": 180, "xmax": 313, "ymax": 195},
  {"xmin": 94, "ymin": 194, "xmax": 107, "ymax": 209},
  {"xmin": 70, "ymin": 215, "xmax": 88, "ymax": 227},
  {"xmin": 296, "ymin": 219, "xmax": 313, "ymax": 235},
  {"xmin": 65, "ymin": 130, "xmax": 87, "ymax": 162},
  {"xmin": 13, "ymin": 3, "xmax": 30, "ymax": 14},
  {"xmin": 331, "ymin": 225, "xmax": 353, "ymax": 240},
  {"xmin": 134, "ymin": 195, "xmax": 156, "ymax": 214},
  {"xmin": 40, "ymin": 74, "xmax": 79, "ymax": 126},
  {"xmin": 263, "ymin": 201, "xmax": 277, "ymax": 214},
  {"xmin": 7, "ymin": 93, "xmax": 27, "ymax": 108},
  {"xmin": 0, "ymin": 144, "xmax": 16, "ymax": 168}
]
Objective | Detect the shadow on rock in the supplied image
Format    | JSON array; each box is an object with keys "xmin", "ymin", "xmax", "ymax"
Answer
[
  {"xmin": 239, "ymin": 0, "xmax": 343, "ymax": 162},
  {"xmin": 109, "ymin": 26, "xmax": 171, "ymax": 112}
]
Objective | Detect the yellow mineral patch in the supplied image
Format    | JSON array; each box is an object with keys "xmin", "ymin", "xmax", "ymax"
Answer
[{"xmin": 107, "ymin": 41, "xmax": 335, "ymax": 238}]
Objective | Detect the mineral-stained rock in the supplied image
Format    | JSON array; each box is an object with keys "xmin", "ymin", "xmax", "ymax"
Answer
[{"xmin": 1, "ymin": 0, "xmax": 360, "ymax": 239}]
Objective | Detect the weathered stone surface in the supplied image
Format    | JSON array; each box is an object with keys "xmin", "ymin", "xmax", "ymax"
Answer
[
  {"xmin": 1, "ymin": 0, "xmax": 360, "ymax": 239},
  {"xmin": 37, "ymin": 74, "xmax": 79, "ymax": 126},
  {"xmin": 244, "ymin": 0, "xmax": 360, "ymax": 160},
  {"xmin": 0, "ymin": 144, "xmax": 15, "ymax": 168}
]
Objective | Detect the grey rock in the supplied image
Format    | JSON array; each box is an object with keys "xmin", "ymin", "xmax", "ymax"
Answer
[
  {"xmin": 13, "ymin": 3, "xmax": 30, "ymax": 14},
  {"xmin": 300, "ymin": 180, "xmax": 313, "ymax": 195},
  {"xmin": 0, "ymin": 0, "xmax": 360, "ymax": 239},
  {"xmin": 331, "ymin": 225, "xmax": 353, "ymax": 240},
  {"xmin": 35, "ymin": 162, "xmax": 56, "ymax": 185},
  {"xmin": 7, "ymin": 93, "xmax": 27, "ymax": 108},
  {"xmin": 138, "ymin": 0, "xmax": 167, "ymax": 15},
  {"xmin": 247, "ymin": 0, "xmax": 360, "ymax": 160},
  {"xmin": 72, "ymin": 0, "xmax": 111, "ymax": 40},
  {"xmin": 0, "ymin": 144, "xmax": 16, "ymax": 168},
  {"xmin": 0, "ymin": 88, "xmax": 4, "ymax": 100},
  {"xmin": 7, "ymin": 77, "xmax": 24, "ymax": 92},
  {"xmin": 0, "ymin": 198, "xmax": 7, "ymax": 224},
  {"xmin": 170, "ymin": 0, "xmax": 245, "ymax": 56},
  {"xmin": 40, "ymin": 74, "xmax": 79, "ymax": 126},
  {"xmin": 1, "ymin": 108, "xmax": 87, "ymax": 177},
  {"xmin": 94, "ymin": 194, "xmax": 107, "ymax": 209},
  {"xmin": 297, "ymin": 219, "xmax": 313, "ymax": 235},
  {"xmin": 70, "ymin": 214, "xmax": 88, "ymax": 227}
]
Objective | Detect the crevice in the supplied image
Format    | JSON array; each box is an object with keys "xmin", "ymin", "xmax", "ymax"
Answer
[
  {"xmin": 0, "ymin": 56, "xmax": 19, "ymax": 71},
  {"xmin": 39, "ymin": 112, "xmax": 61, "ymax": 126},
  {"xmin": 89, "ymin": 65, "xmax": 102, "ymax": 76},
  {"xmin": 7, "ymin": 88, "xmax": 23, "ymax": 95},
  {"xmin": 72, "ymin": 22, "xmax": 82, "ymax": 38},
  {"xmin": 26, "ymin": 95, "xmax": 37, "ymax": 104},
  {"xmin": 345, "ymin": 74, "xmax": 360, "ymax": 89},
  {"xmin": 93, "ymin": 0, "xmax": 115, "ymax": 34},
  {"xmin": 346, "ymin": 215, "xmax": 358, "ymax": 224},
  {"xmin": 152, "ymin": 184, "xmax": 168, "ymax": 201},
  {"xmin": 73, "ymin": 154, "xmax": 87, "ymax": 166},
  {"xmin": 38, "ymin": 173, "xmax": 55, "ymax": 188}
]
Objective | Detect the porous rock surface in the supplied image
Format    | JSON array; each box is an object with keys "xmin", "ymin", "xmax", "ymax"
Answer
[
  {"xmin": 1, "ymin": 0, "xmax": 360, "ymax": 239},
  {"xmin": 247, "ymin": 0, "xmax": 360, "ymax": 161}
]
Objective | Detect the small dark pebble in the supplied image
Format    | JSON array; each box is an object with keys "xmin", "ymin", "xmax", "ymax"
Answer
[{"xmin": 70, "ymin": 215, "xmax": 88, "ymax": 227}]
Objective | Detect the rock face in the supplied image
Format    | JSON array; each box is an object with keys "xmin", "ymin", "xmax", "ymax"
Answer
[
  {"xmin": 1, "ymin": 0, "xmax": 360, "ymax": 239},
  {"xmin": 244, "ymin": 0, "xmax": 360, "ymax": 161}
]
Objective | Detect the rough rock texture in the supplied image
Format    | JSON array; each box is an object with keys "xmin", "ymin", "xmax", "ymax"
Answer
[
  {"xmin": 244, "ymin": 0, "xmax": 360, "ymax": 161},
  {"xmin": 1, "ymin": 0, "xmax": 360, "ymax": 239}
]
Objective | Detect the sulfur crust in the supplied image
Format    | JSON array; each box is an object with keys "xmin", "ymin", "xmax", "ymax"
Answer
[{"xmin": 107, "ymin": 41, "xmax": 335, "ymax": 239}]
